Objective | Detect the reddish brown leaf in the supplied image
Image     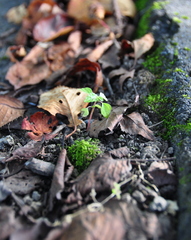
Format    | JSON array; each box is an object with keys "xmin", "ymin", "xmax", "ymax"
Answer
[
  {"xmin": 33, "ymin": 13, "xmax": 74, "ymax": 42},
  {"xmin": 0, "ymin": 95, "xmax": 25, "ymax": 128},
  {"xmin": 119, "ymin": 112, "xmax": 154, "ymax": 140},
  {"xmin": 69, "ymin": 58, "xmax": 103, "ymax": 92},
  {"xmin": 21, "ymin": 112, "xmax": 58, "ymax": 141}
]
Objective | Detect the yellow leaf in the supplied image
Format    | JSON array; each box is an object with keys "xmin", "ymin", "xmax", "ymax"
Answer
[{"xmin": 38, "ymin": 86, "xmax": 88, "ymax": 127}]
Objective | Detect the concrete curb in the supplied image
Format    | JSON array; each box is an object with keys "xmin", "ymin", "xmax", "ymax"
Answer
[{"xmin": 142, "ymin": 1, "xmax": 191, "ymax": 239}]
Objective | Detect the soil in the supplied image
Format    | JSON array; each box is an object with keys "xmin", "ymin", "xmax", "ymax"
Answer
[{"xmin": 0, "ymin": 1, "xmax": 178, "ymax": 240}]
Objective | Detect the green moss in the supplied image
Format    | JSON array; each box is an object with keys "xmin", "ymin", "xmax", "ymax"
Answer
[
  {"xmin": 172, "ymin": 16, "xmax": 182, "ymax": 23},
  {"xmin": 179, "ymin": 174, "xmax": 191, "ymax": 185},
  {"xmin": 174, "ymin": 68, "xmax": 186, "ymax": 73},
  {"xmin": 181, "ymin": 16, "xmax": 190, "ymax": 20},
  {"xmin": 184, "ymin": 47, "xmax": 191, "ymax": 51},
  {"xmin": 136, "ymin": 0, "xmax": 168, "ymax": 37},
  {"xmin": 67, "ymin": 139, "xmax": 102, "ymax": 173}
]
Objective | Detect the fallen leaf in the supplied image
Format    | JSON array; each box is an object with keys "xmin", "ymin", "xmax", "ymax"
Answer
[
  {"xmin": 119, "ymin": 112, "xmax": 154, "ymax": 140},
  {"xmin": 6, "ymin": 4, "xmax": 27, "ymax": 24},
  {"xmin": 148, "ymin": 162, "xmax": 177, "ymax": 187},
  {"xmin": 33, "ymin": 13, "xmax": 74, "ymax": 42},
  {"xmin": 6, "ymin": 45, "xmax": 51, "ymax": 89},
  {"xmin": 4, "ymin": 169, "xmax": 43, "ymax": 195},
  {"xmin": 0, "ymin": 95, "xmax": 25, "ymax": 128},
  {"xmin": 89, "ymin": 108, "xmax": 154, "ymax": 140},
  {"xmin": 6, "ymin": 45, "xmax": 27, "ymax": 62},
  {"xmin": 89, "ymin": 106, "xmax": 127, "ymax": 137},
  {"xmin": 68, "ymin": 58, "xmax": 103, "ymax": 92},
  {"xmin": 72, "ymin": 153, "xmax": 132, "ymax": 197},
  {"xmin": 48, "ymin": 149, "xmax": 67, "ymax": 211},
  {"xmin": 21, "ymin": 112, "xmax": 58, "ymax": 141},
  {"xmin": 4, "ymin": 140, "xmax": 43, "ymax": 163},
  {"xmin": 87, "ymin": 39, "xmax": 113, "ymax": 62},
  {"xmin": 0, "ymin": 207, "xmax": 17, "ymax": 240},
  {"xmin": 67, "ymin": 0, "xmax": 136, "ymax": 25},
  {"xmin": 38, "ymin": 86, "xmax": 88, "ymax": 127},
  {"xmin": 132, "ymin": 33, "xmax": 155, "ymax": 61}
]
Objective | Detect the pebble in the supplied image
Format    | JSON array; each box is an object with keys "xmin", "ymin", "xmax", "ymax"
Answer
[
  {"xmin": 32, "ymin": 191, "xmax": 41, "ymax": 201},
  {"xmin": 168, "ymin": 147, "xmax": 174, "ymax": 155},
  {"xmin": 0, "ymin": 135, "xmax": 14, "ymax": 151},
  {"xmin": 132, "ymin": 190, "xmax": 146, "ymax": 203},
  {"xmin": 149, "ymin": 196, "xmax": 168, "ymax": 212}
]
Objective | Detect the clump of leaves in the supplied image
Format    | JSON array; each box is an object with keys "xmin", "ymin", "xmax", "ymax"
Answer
[
  {"xmin": 80, "ymin": 87, "xmax": 112, "ymax": 118},
  {"xmin": 67, "ymin": 138, "xmax": 102, "ymax": 173}
]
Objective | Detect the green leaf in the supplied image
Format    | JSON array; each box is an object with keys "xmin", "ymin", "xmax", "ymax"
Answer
[
  {"xmin": 81, "ymin": 108, "xmax": 89, "ymax": 117},
  {"xmin": 81, "ymin": 87, "xmax": 93, "ymax": 94},
  {"xmin": 84, "ymin": 93, "xmax": 100, "ymax": 102},
  {"xmin": 101, "ymin": 103, "xmax": 112, "ymax": 118},
  {"xmin": 99, "ymin": 92, "xmax": 108, "ymax": 101},
  {"xmin": 92, "ymin": 104, "xmax": 101, "ymax": 109}
]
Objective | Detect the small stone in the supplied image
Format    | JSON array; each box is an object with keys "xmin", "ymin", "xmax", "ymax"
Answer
[
  {"xmin": 132, "ymin": 190, "xmax": 146, "ymax": 203},
  {"xmin": 168, "ymin": 147, "xmax": 174, "ymax": 155},
  {"xmin": 0, "ymin": 135, "xmax": 14, "ymax": 150},
  {"xmin": 32, "ymin": 191, "xmax": 41, "ymax": 201},
  {"xmin": 24, "ymin": 195, "xmax": 33, "ymax": 205},
  {"xmin": 149, "ymin": 196, "xmax": 168, "ymax": 212}
]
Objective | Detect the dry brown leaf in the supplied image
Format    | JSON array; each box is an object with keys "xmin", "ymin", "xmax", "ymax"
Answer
[
  {"xmin": 6, "ymin": 45, "xmax": 51, "ymax": 89},
  {"xmin": 132, "ymin": 33, "xmax": 155, "ymax": 60},
  {"xmin": 89, "ymin": 106, "xmax": 127, "ymax": 137},
  {"xmin": 89, "ymin": 108, "xmax": 154, "ymax": 140},
  {"xmin": 0, "ymin": 95, "xmax": 25, "ymax": 128},
  {"xmin": 38, "ymin": 86, "xmax": 88, "ymax": 127},
  {"xmin": 3, "ymin": 140, "xmax": 43, "ymax": 163},
  {"xmin": 6, "ymin": 45, "xmax": 27, "ymax": 62},
  {"xmin": 87, "ymin": 39, "xmax": 113, "ymax": 62},
  {"xmin": 73, "ymin": 153, "xmax": 132, "ymax": 197},
  {"xmin": 67, "ymin": 0, "xmax": 136, "ymax": 25},
  {"xmin": 119, "ymin": 112, "xmax": 154, "ymax": 140}
]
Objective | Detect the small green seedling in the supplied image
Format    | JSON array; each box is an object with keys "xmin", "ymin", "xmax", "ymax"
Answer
[
  {"xmin": 80, "ymin": 87, "xmax": 112, "ymax": 118},
  {"xmin": 111, "ymin": 182, "xmax": 121, "ymax": 200},
  {"xmin": 67, "ymin": 138, "xmax": 102, "ymax": 173}
]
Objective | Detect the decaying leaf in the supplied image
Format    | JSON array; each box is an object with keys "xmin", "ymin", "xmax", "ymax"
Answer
[
  {"xmin": 72, "ymin": 153, "xmax": 132, "ymax": 197},
  {"xmin": 4, "ymin": 169, "xmax": 43, "ymax": 195},
  {"xmin": 89, "ymin": 108, "xmax": 154, "ymax": 140},
  {"xmin": 38, "ymin": 86, "xmax": 88, "ymax": 127},
  {"xmin": 148, "ymin": 162, "xmax": 177, "ymax": 187},
  {"xmin": 67, "ymin": 0, "xmax": 136, "ymax": 25},
  {"xmin": 33, "ymin": 13, "xmax": 74, "ymax": 42},
  {"xmin": 119, "ymin": 112, "xmax": 154, "ymax": 140},
  {"xmin": 132, "ymin": 33, "xmax": 155, "ymax": 60},
  {"xmin": 4, "ymin": 140, "xmax": 43, "ymax": 163},
  {"xmin": 87, "ymin": 39, "xmax": 113, "ymax": 62},
  {"xmin": 6, "ymin": 45, "xmax": 51, "ymax": 89},
  {"xmin": 21, "ymin": 112, "xmax": 58, "ymax": 141},
  {"xmin": 6, "ymin": 45, "xmax": 27, "ymax": 62},
  {"xmin": 68, "ymin": 58, "xmax": 103, "ymax": 92},
  {"xmin": 0, "ymin": 95, "xmax": 25, "ymax": 128}
]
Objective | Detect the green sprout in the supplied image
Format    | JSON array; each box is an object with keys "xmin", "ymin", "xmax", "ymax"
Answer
[
  {"xmin": 111, "ymin": 182, "xmax": 122, "ymax": 200},
  {"xmin": 67, "ymin": 139, "xmax": 102, "ymax": 173},
  {"xmin": 81, "ymin": 87, "xmax": 112, "ymax": 118}
]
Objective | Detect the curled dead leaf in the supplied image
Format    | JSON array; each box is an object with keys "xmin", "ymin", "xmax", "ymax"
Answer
[
  {"xmin": 68, "ymin": 58, "xmax": 103, "ymax": 92},
  {"xmin": 33, "ymin": 13, "xmax": 74, "ymax": 42},
  {"xmin": 38, "ymin": 86, "xmax": 88, "ymax": 127},
  {"xmin": 0, "ymin": 95, "xmax": 25, "ymax": 128}
]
